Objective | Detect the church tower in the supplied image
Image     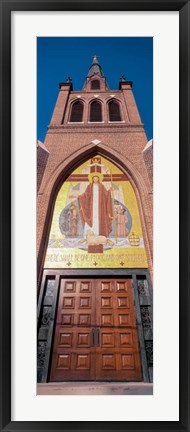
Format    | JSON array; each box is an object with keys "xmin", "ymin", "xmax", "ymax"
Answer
[{"xmin": 37, "ymin": 56, "xmax": 153, "ymax": 388}]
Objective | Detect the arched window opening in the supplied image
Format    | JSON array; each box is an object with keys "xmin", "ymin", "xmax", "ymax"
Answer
[
  {"xmin": 91, "ymin": 80, "xmax": 100, "ymax": 90},
  {"xmin": 108, "ymin": 100, "xmax": 122, "ymax": 121},
  {"xmin": 90, "ymin": 100, "xmax": 102, "ymax": 122},
  {"xmin": 69, "ymin": 101, "xmax": 84, "ymax": 122}
]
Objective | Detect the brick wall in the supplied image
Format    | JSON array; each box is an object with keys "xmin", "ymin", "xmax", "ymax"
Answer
[
  {"xmin": 37, "ymin": 141, "xmax": 49, "ymax": 192},
  {"xmin": 143, "ymin": 140, "xmax": 153, "ymax": 190}
]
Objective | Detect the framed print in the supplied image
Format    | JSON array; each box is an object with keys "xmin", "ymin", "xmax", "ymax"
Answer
[
  {"xmin": 36, "ymin": 35, "xmax": 153, "ymax": 392},
  {"xmin": 0, "ymin": 0, "xmax": 189, "ymax": 431}
]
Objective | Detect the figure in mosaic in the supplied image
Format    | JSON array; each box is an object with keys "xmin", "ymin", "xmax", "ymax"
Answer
[
  {"xmin": 115, "ymin": 206, "xmax": 129, "ymax": 238},
  {"xmin": 67, "ymin": 202, "xmax": 79, "ymax": 237},
  {"xmin": 78, "ymin": 174, "xmax": 113, "ymax": 238}
]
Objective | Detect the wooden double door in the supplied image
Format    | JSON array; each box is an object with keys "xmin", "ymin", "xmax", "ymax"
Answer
[{"xmin": 50, "ymin": 278, "xmax": 141, "ymax": 381}]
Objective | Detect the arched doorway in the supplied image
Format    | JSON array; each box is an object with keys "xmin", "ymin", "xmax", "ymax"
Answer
[{"xmin": 37, "ymin": 154, "xmax": 152, "ymax": 383}]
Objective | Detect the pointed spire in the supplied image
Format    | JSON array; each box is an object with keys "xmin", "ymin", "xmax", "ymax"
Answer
[
  {"xmin": 87, "ymin": 55, "xmax": 104, "ymax": 78},
  {"xmin": 92, "ymin": 55, "xmax": 99, "ymax": 64}
]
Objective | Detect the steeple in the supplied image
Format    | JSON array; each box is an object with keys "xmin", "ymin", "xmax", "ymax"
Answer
[
  {"xmin": 83, "ymin": 55, "xmax": 109, "ymax": 91},
  {"xmin": 87, "ymin": 55, "xmax": 105, "ymax": 78}
]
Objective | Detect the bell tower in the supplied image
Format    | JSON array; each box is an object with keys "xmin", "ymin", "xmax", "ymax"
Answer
[{"xmin": 37, "ymin": 56, "xmax": 153, "ymax": 388}]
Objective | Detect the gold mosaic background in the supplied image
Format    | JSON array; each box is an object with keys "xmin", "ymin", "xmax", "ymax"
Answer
[{"xmin": 44, "ymin": 156, "xmax": 148, "ymax": 268}]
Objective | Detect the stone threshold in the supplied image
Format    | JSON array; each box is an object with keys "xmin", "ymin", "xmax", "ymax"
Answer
[{"xmin": 37, "ymin": 381, "xmax": 153, "ymax": 395}]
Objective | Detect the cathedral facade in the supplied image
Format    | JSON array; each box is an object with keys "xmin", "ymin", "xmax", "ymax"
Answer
[{"xmin": 37, "ymin": 56, "xmax": 153, "ymax": 385}]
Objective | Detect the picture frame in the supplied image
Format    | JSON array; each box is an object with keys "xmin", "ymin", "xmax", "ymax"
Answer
[{"xmin": 0, "ymin": 0, "xmax": 189, "ymax": 430}]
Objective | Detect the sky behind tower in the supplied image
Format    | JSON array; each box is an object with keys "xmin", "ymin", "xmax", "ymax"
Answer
[{"xmin": 37, "ymin": 37, "xmax": 153, "ymax": 142}]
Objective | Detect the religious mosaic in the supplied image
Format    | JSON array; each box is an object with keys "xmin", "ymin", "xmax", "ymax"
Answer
[{"xmin": 44, "ymin": 156, "xmax": 148, "ymax": 268}]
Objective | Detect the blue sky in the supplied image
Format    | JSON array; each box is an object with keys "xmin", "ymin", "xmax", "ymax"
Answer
[{"xmin": 37, "ymin": 37, "xmax": 153, "ymax": 142}]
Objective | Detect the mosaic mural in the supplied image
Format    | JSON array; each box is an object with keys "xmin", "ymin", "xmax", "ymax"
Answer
[{"xmin": 44, "ymin": 156, "xmax": 148, "ymax": 268}]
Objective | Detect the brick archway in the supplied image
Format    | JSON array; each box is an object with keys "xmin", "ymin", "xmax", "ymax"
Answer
[{"xmin": 37, "ymin": 143, "xmax": 152, "ymax": 287}]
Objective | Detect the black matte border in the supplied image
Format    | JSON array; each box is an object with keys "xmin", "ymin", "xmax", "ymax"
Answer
[{"xmin": 0, "ymin": 1, "xmax": 189, "ymax": 431}]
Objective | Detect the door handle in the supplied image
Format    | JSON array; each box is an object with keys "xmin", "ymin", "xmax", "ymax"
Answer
[
  {"xmin": 91, "ymin": 328, "xmax": 95, "ymax": 346},
  {"xmin": 96, "ymin": 328, "xmax": 100, "ymax": 346}
]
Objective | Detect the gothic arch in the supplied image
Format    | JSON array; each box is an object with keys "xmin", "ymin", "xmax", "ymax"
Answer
[
  {"xmin": 37, "ymin": 143, "xmax": 152, "ymax": 286},
  {"xmin": 89, "ymin": 99, "xmax": 103, "ymax": 122},
  {"xmin": 88, "ymin": 96, "xmax": 104, "ymax": 104},
  {"xmin": 107, "ymin": 98, "xmax": 123, "ymax": 122},
  {"xmin": 68, "ymin": 99, "xmax": 84, "ymax": 122},
  {"xmin": 40, "ymin": 142, "xmax": 150, "ymax": 197}
]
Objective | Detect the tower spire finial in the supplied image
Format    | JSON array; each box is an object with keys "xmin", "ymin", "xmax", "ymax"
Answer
[
  {"xmin": 87, "ymin": 55, "xmax": 104, "ymax": 78},
  {"xmin": 92, "ymin": 55, "xmax": 100, "ymax": 64}
]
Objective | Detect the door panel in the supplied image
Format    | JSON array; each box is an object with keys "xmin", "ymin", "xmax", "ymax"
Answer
[
  {"xmin": 95, "ymin": 279, "xmax": 141, "ymax": 380},
  {"xmin": 50, "ymin": 279, "xmax": 96, "ymax": 380},
  {"xmin": 50, "ymin": 278, "xmax": 141, "ymax": 381}
]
